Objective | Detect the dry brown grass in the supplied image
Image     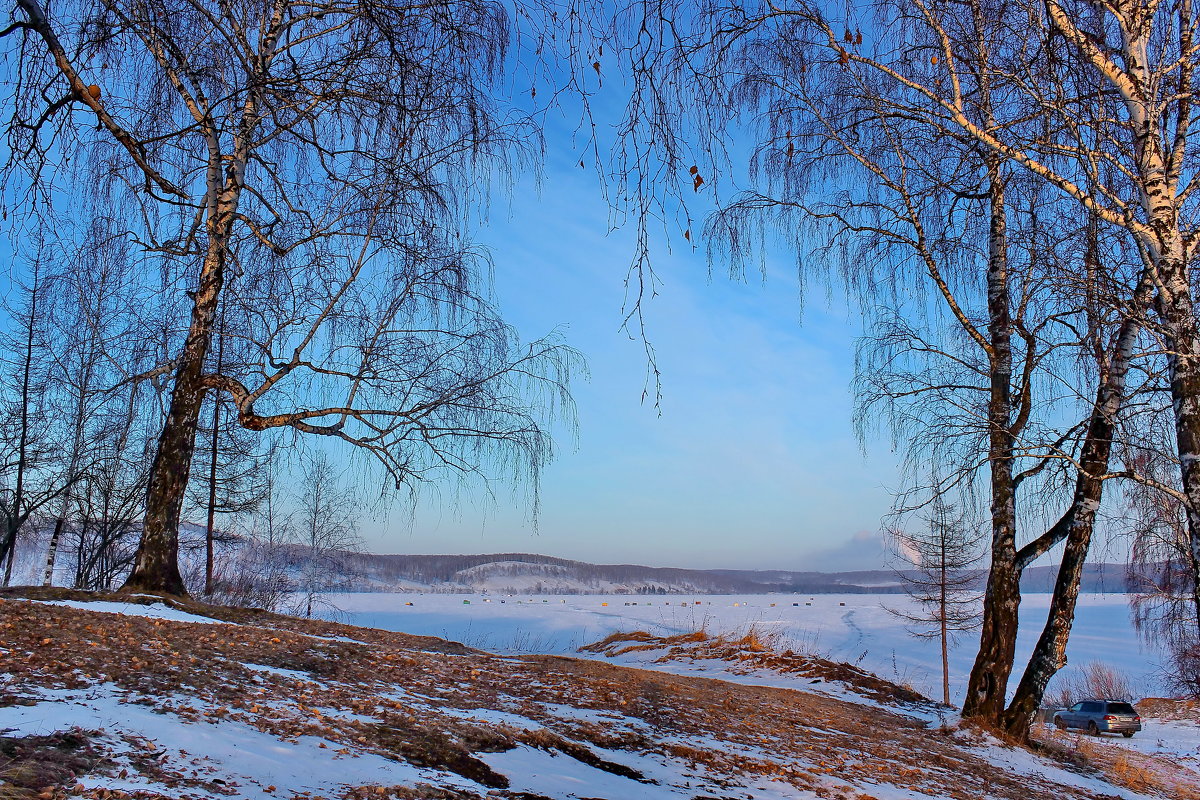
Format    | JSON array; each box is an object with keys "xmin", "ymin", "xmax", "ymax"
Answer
[
  {"xmin": 1110, "ymin": 751, "xmax": 1158, "ymax": 794},
  {"xmin": 1035, "ymin": 726, "xmax": 1200, "ymax": 799},
  {"xmin": 0, "ymin": 730, "xmax": 104, "ymax": 800},
  {"xmin": 577, "ymin": 628, "xmax": 708, "ymax": 656},
  {"xmin": 1135, "ymin": 696, "xmax": 1200, "ymax": 721},
  {"xmin": 580, "ymin": 626, "xmax": 930, "ymax": 706}
]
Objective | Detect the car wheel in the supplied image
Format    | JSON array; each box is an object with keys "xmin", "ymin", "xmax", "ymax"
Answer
[
  {"xmin": 1054, "ymin": 718, "xmax": 1068, "ymax": 730},
  {"xmin": 1087, "ymin": 721, "xmax": 1099, "ymax": 736},
  {"xmin": 1122, "ymin": 732, "xmax": 1134, "ymax": 738}
]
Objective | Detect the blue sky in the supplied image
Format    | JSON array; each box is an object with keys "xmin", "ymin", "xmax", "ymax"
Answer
[
  {"xmin": 0, "ymin": 51, "xmax": 905, "ymax": 573},
  {"xmin": 360, "ymin": 141, "xmax": 905, "ymax": 571}
]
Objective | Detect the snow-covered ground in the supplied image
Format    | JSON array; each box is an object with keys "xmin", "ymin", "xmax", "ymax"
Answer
[
  {"xmin": 0, "ymin": 683, "xmax": 470, "ymax": 800},
  {"xmin": 2, "ymin": 678, "xmax": 1154, "ymax": 800},
  {"xmin": 318, "ymin": 591, "xmax": 1200, "ymax": 788},
  {"xmin": 3, "ymin": 593, "xmax": 1192, "ymax": 800},
  {"xmin": 30, "ymin": 597, "xmax": 223, "ymax": 624},
  {"xmin": 320, "ymin": 591, "xmax": 1164, "ymax": 704},
  {"xmin": 1041, "ymin": 718, "xmax": 1200, "ymax": 772}
]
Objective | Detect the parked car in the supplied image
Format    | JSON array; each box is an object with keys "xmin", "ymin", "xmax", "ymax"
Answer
[{"xmin": 1052, "ymin": 699, "xmax": 1142, "ymax": 737}]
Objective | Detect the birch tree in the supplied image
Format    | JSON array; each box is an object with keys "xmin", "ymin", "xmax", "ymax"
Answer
[
  {"xmin": 0, "ymin": 252, "xmax": 80, "ymax": 585},
  {"xmin": 292, "ymin": 453, "xmax": 359, "ymax": 618},
  {"xmin": 4, "ymin": 0, "xmax": 579, "ymax": 595},
  {"xmin": 745, "ymin": 0, "xmax": 1200, "ymax": 649},
  {"xmin": 606, "ymin": 0, "xmax": 1159, "ymax": 736},
  {"xmin": 37, "ymin": 219, "xmax": 153, "ymax": 586},
  {"xmin": 777, "ymin": 0, "xmax": 1192, "ymax": 732}
]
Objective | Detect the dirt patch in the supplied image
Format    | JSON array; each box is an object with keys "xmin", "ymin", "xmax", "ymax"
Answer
[
  {"xmin": 0, "ymin": 730, "xmax": 104, "ymax": 800},
  {"xmin": 517, "ymin": 728, "xmax": 650, "ymax": 782},
  {"xmin": 579, "ymin": 629, "xmax": 708, "ymax": 657},
  {"xmin": 1135, "ymin": 696, "xmax": 1200, "ymax": 721},
  {"xmin": 360, "ymin": 720, "xmax": 512, "ymax": 788},
  {"xmin": 0, "ymin": 586, "xmax": 476, "ymax": 656}
]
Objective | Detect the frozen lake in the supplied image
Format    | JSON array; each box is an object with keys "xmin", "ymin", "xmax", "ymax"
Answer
[{"xmin": 320, "ymin": 592, "xmax": 1162, "ymax": 705}]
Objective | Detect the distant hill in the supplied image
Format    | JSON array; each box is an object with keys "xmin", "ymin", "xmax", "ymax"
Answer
[{"xmin": 336, "ymin": 551, "xmax": 1134, "ymax": 594}]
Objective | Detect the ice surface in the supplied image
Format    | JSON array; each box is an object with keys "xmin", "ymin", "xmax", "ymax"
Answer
[{"xmin": 322, "ymin": 592, "xmax": 1162, "ymax": 703}]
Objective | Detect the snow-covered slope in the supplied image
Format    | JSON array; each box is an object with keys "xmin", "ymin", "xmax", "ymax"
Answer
[{"xmin": 3, "ymin": 591, "xmax": 1192, "ymax": 800}]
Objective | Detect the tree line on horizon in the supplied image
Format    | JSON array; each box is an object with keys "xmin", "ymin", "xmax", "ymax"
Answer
[{"xmin": 3, "ymin": 0, "xmax": 1200, "ymax": 739}]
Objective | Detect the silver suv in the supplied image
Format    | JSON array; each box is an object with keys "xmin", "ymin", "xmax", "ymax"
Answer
[{"xmin": 1052, "ymin": 699, "xmax": 1142, "ymax": 737}]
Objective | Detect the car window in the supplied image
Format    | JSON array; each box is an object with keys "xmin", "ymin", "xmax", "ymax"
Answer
[
  {"xmin": 1069, "ymin": 703, "xmax": 1083, "ymax": 712},
  {"xmin": 1106, "ymin": 702, "xmax": 1136, "ymax": 714},
  {"xmin": 1082, "ymin": 702, "xmax": 1103, "ymax": 713}
]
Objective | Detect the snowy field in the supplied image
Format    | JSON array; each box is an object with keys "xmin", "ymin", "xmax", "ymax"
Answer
[{"xmin": 319, "ymin": 591, "xmax": 1164, "ymax": 705}]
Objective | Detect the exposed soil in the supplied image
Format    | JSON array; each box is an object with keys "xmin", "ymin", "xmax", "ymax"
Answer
[
  {"xmin": 0, "ymin": 730, "xmax": 104, "ymax": 800},
  {"xmin": 1135, "ymin": 697, "xmax": 1200, "ymax": 722}
]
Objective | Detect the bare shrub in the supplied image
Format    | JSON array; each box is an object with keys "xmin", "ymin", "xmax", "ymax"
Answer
[
  {"xmin": 736, "ymin": 623, "xmax": 785, "ymax": 654},
  {"xmin": 208, "ymin": 539, "xmax": 295, "ymax": 612},
  {"xmin": 1163, "ymin": 641, "xmax": 1200, "ymax": 699},
  {"xmin": 1046, "ymin": 661, "xmax": 1136, "ymax": 708}
]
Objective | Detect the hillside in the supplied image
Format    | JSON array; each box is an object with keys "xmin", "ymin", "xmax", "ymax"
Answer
[
  {"xmin": 1, "ymin": 588, "xmax": 1196, "ymax": 800},
  {"xmin": 339, "ymin": 551, "xmax": 1133, "ymax": 595},
  {"xmin": 0, "ymin": 523, "xmax": 1135, "ymax": 596}
]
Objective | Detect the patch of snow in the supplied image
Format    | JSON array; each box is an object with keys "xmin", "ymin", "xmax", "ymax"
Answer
[
  {"xmin": 538, "ymin": 702, "xmax": 652, "ymax": 728},
  {"xmin": 27, "ymin": 599, "xmax": 219, "ymax": 625},
  {"xmin": 241, "ymin": 662, "xmax": 314, "ymax": 682},
  {"xmin": 968, "ymin": 735, "xmax": 1147, "ymax": 799},
  {"xmin": 1041, "ymin": 719, "xmax": 1200, "ymax": 775},
  {"xmin": 310, "ymin": 633, "xmax": 372, "ymax": 645},
  {"xmin": 438, "ymin": 706, "xmax": 543, "ymax": 729},
  {"xmin": 480, "ymin": 742, "xmax": 821, "ymax": 799},
  {"xmin": 0, "ymin": 683, "xmax": 473, "ymax": 798}
]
